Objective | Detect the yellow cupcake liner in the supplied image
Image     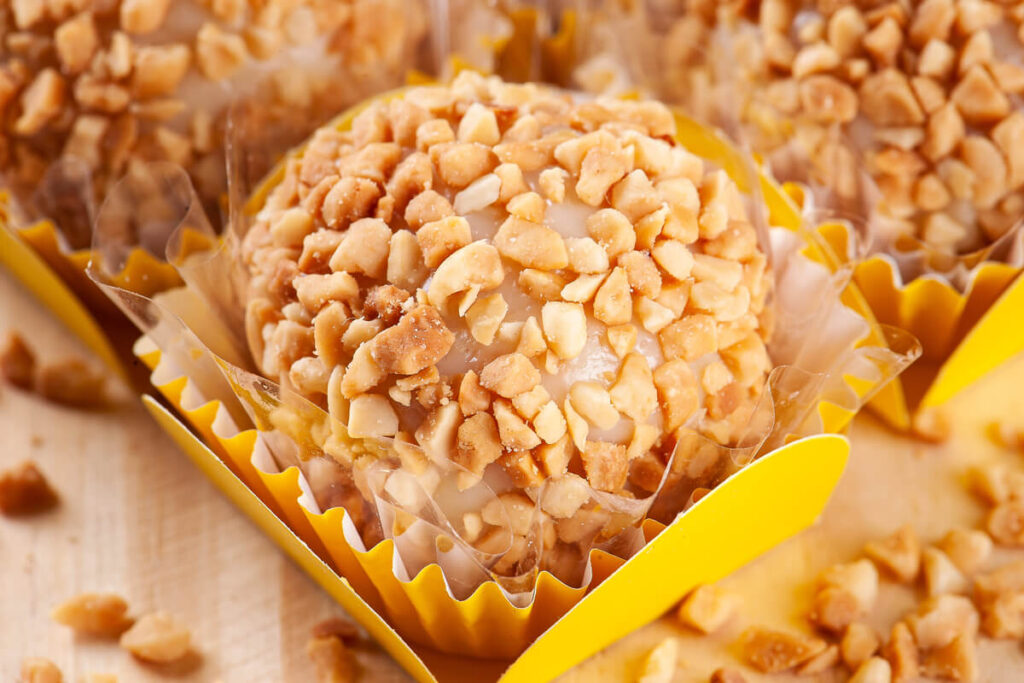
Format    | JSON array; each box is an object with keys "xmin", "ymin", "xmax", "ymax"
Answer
[
  {"xmin": 795, "ymin": 213, "xmax": 1024, "ymax": 432},
  {"xmin": 137, "ymin": 331, "xmax": 849, "ymax": 679}
]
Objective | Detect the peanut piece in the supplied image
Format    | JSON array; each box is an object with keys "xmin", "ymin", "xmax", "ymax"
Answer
[
  {"xmin": 20, "ymin": 659, "xmax": 62, "ymax": 683},
  {"xmin": 494, "ymin": 216, "xmax": 568, "ymax": 270},
  {"xmin": 119, "ymin": 612, "xmax": 191, "ymax": 663},
  {"xmin": 677, "ymin": 584, "xmax": 738, "ymax": 635},
  {"xmin": 480, "ymin": 354, "xmax": 540, "ymax": 398},
  {"xmin": 864, "ymin": 524, "xmax": 921, "ymax": 582},
  {"xmin": 738, "ymin": 627, "xmax": 827, "ymax": 673},
  {"xmin": 581, "ymin": 440, "xmax": 629, "ymax": 492},
  {"xmin": 541, "ymin": 302, "xmax": 587, "ymax": 360},
  {"xmin": 52, "ymin": 593, "xmax": 131, "ymax": 637}
]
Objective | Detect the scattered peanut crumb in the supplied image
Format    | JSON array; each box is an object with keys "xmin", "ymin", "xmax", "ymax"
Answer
[
  {"xmin": 912, "ymin": 409, "xmax": 951, "ymax": 443},
  {"xmin": 0, "ymin": 332, "xmax": 36, "ymax": 390},
  {"xmin": 36, "ymin": 358, "xmax": 108, "ymax": 409},
  {"xmin": 311, "ymin": 616, "xmax": 361, "ymax": 645},
  {"xmin": 676, "ymin": 584, "xmax": 739, "ymax": 635},
  {"xmin": 0, "ymin": 461, "xmax": 58, "ymax": 516},
  {"xmin": 0, "ymin": 333, "xmax": 108, "ymax": 409},
  {"xmin": 307, "ymin": 633, "xmax": 359, "ymax": 683},
  {"xmin": 52, "ymin": 593, "xmax": 132, "ymax": 637},
  {"xmin": 864, "ymin": 524, "xmax": 921, "ymax": 583},
  {"xmin": 881, "ymin": 622, "xmax": 918, "ymax": 683},
  {"xmin": 841, "ymin": 622, "xmax": 881, "ymax": 671},
  {"xmin": 119, "ymin": 612, "xmax": 192, "ymax": 664},
  {"xmin": 794, "ymin": 643, "xmax": 839, "ymax": 675},
  {"xmin": 20, "ymin": 657, "xmax": 62, "ymax": 683},
  {"xmin": 636, "ymin": 637, "xmax": 679, "ymax": 683},
  {"xmin": 709, "ymin": 667, "xmax": 747, "ymax": 683},
  {"xmin": 737, "ymin": 627, "xmax": 826, "ymax": 673},
  {"xmin": 989, "ymin": 421, "xmax": 1024, "ymax": 453},
  {"xmin": 850, "ymin": 656, "xmax": 891, "ymax": 683}
]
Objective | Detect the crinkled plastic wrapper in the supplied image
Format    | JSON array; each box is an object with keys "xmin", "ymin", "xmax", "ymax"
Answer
[{"xmin": 86, "ymin": 78, "xmax": 919, "ymax": 618}]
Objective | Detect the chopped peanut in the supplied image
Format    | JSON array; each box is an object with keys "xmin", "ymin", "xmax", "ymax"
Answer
[
  {"xmin": 586, "ymin": 208, "xmax": 635, "ymax": 257},
  {"xmin": 418, "ymin": 216, "xmax": 472, "ymax": 269},
  {"xmin": 922, "ymin": 547, "xmax": 969, "ymax": 596},
  {"xmin": 480, "ymin": 354, "xmax": 541, "ymax": 399},
  {"xmin": 676, "ymin": 584, "xmax": 738, "ymax": 635},
  {"xmin": 842, "ymin": 623, "xmax": 881, "ymax": 671},
  {"xmin": 20, "ymin": 658, "xmax": 62, "ymax": 683},
  {"xmin": 0, "ymin": 461, "xmax": 58, "ymax": 516},
  {"xmin": 307, "ymin": 633, "xmax": 359, "ymax": 683},
  {"xmin": 120, "ymin": 0, "xmax": 172, "ymax": 34},
  {"xmin": 593, "ymin": 267, "xmax": 632, "ymax": 325},
  {"xmin": 795, "ymin": 643, "xmax": 840, "ymax": 675},
  {"xmin": 195, "ymin": 22, "xmax": 247, "ymax": 81},
  {"xmin": 371, "ymin": 305, "xmax": 454, "ymax": 375},
  {"xmin": 709, "ymin": 668, "xmax": 747, "ymax": 683},
  {"xmin": 539, "ymin": 167, "xmax": 568, "ymax": 202},
  {"xmin": 905, "ymin": 594, "xmax": 978, "ymax": 650},
  {"xmin": 570, "ymin": 382, "xmax": 620, "ymax": 430},
  {"xmin": 347, "ymin": 395, "xmax": 399, "ymax": 439},
  {"xmin": 811, "ymin": 560, "xmax": 878, "ymax": 633},
  {"xmin": 974, "ymin": 560, "xmax": 1024, "ymax": 604},
  {"xmin": 850, "ymin": 657, "xmax": 892, "ymax": 683},
  {"xmin": 979, "ymin": 590, "xmax": 1024, "ymax": 639},
  {"xmin": 920, "ymin": 633, "xmax": 978, "ymax": 682},
  {"xmin": 882, "ymin": 622, "xmax": 918, "ymax": 683},
  {"xmin": 132, "ymin": 44, "xmax": 191, "ymax": 99},
  {"xmin": 54, "ymin": 12, "xmax": 98, "ymax": 74},
  {"xmin": 636, "ymin": 637, "xmax": 678, "ymax": 683},
  {"xmin": 936, "ymin": 528, "xmax": 992, "ymax": 576},
  {"xmin": 606, "ymin": 324, "xmax": 638, "ymax": 359},
  {"xmin": 541, "ymin": 302, "xmax": 588, "ymax": 360},
  {"xmin": 0, "ymin": 332, "xmax": 35, "ymax": 390},
  {"xmin": 119, "ymin": 612, "xmax": 192, "ymax": 663},
  {"xmin": 494, "ymin": 217, "xmax": 568, "ymax": 270},
  {"xmin": 738, "ymin": 627, "xmax": 827, "ymax": 673},
  {"xmin": 14, "ymin": 69, "xmax": 65, "ymax": 136},
  {"xmin": 52, "ymin": 593, "xmax": 132, "ymax": 637},
  {"xmin": 987, "ymin": 501, "xmax": 1024, "ymax": 546},
  {"xmin": 493, "ymin": 399, "xmax": 541, "ymax": 451},
  {"xmin": 864, "ymin": 524, "xmax": 921, "ymax": 582},
  {"xmin": 454, "ymin": 413, "xmax": 503, "ymax": 480},
  {"xmin": 581, "ymin": 440, "xmax": 629, "ymax": 492}
]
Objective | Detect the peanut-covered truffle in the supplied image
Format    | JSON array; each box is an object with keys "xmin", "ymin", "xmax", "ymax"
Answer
[{"xmin": 242, "ymin": 72, "xmax": 773, "ymax": 582}]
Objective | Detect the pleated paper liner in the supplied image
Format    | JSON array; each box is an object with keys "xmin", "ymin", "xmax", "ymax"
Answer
[
  {"xmin": 792, "ymin": 209, "xmax": 1024, "ymax": 433},
  {"xmin": 134, "ymin": 332, "xmax": 851, "ymax": 681}
]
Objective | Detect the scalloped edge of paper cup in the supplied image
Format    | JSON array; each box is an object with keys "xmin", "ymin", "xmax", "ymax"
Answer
[
  {"xmin": 799, "ymin": 215, "xmax": 1024, "ymax": 432},
  {"xmin": 137, "ymin": 332, "xmax": 848, "ymax": 678}
]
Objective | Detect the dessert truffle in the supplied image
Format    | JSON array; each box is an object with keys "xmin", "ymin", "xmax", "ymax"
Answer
[{"xmin": 241, "ymin": 72, "xmax": 773, "ymax": 579}]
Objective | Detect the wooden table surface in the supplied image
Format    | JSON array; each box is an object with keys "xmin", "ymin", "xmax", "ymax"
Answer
[{"xmin": 2, "ymin": 266, "xmax": 1023, "ymax": 682}]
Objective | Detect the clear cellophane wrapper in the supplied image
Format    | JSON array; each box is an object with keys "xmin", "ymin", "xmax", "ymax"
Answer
[
  {"xmin": 589, "ymin": 1, "xmax": 1024, "ymax": 293},
  {"xmin": 86, "ymin": 53, "xmax": 919, "ymax": 652}
]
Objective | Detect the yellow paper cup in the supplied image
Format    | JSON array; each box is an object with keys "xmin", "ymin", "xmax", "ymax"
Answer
[
  {"xmin": 785, "ymin": 209, "xmax": 1024, "ymax": 433},
  {"xmin": 137, "ymin": 337, "xmax": 849, "ymax": 680}
]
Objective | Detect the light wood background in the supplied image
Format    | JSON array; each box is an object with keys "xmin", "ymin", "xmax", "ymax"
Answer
[{"xmin": 2, "ymin": 267, "xmax": 1023, "ymax": 682}]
